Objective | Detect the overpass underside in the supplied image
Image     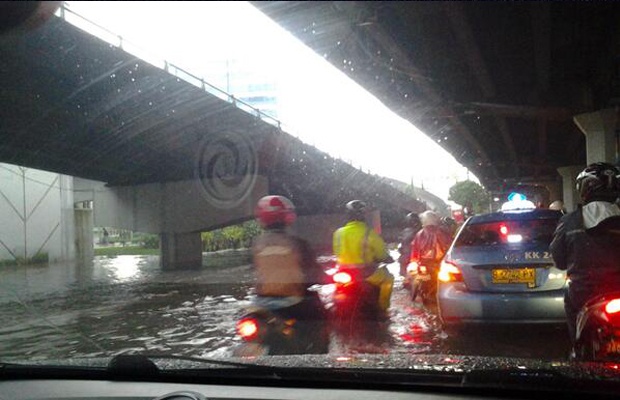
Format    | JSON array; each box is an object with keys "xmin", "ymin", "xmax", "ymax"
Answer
[{"xmin": 0, "ymin": 16, "xmax": 425, "ymax": 268}]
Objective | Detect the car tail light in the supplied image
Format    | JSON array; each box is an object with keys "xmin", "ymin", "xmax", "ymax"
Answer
[
  {"xmin": 237, "ymin": 317, "xmax": 260, "ymax": 341},
  {"xmin": 333, "ymin": 271, "xmax": 353, "ymax": 284},
  {"xmin": 438, "ymin": 260, "xmax": 463, "ymax": 283},
  {"xmin": 605, "ymin": 299, "xmax": 620, "ymax": 315},
  {"xmin": 499, "ymin": 224, "xmax": 509, "ymax": 236}
]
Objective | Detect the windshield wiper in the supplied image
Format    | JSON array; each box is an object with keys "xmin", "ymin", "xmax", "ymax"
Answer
[
  {"xmin": 0, "ymin": 354, "xmax": 274, "ymax": 382},
  {"xmin": 109, "ymin": 354, "xmax": 285, "ymax": 375}
]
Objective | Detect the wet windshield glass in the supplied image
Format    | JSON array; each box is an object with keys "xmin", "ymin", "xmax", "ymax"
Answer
[
  {"xmin": 3, "ymin": 0, "xmax": 620, "ymax": 389},
  {"xmin": 456, "ymin": 218, "xmax": 559, "ymax": 247}
]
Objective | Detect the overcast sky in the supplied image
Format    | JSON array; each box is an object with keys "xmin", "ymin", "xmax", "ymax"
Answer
[{"xmin": 64, "ymin": 1, "xmax": 476, "ymax": 202}]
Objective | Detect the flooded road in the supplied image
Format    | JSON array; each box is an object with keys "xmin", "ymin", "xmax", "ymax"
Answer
[{"xmin": 0, "ymin": 255, "xmax": 569, "ymax": 362}]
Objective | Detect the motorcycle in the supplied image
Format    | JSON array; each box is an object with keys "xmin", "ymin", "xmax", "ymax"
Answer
[
  {"xmin": 328, "ymin": 263, "xmax": 393, "ymax": 344},
  {"xmin": 574, "ymin": 291, "xmax": 620, "ymax": 361},
  {"xmin": 407, "ymin": 261, "xmax": 438, "ymax": 306},
  {"xmin": 234, "ymin": 293, "xmax": 330, "ymax": 356}
]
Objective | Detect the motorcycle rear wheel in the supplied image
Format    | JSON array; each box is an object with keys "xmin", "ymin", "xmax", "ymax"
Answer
[
  {"xmin": 575, "ymin": 331, "xmax": 597, "ymax": 361},
  {"xmin": 409, "ymin": 280, "xmax": 420, "ymax": 302}
]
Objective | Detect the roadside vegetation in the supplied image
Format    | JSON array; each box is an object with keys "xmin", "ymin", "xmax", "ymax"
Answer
[
  {"xmin": 94, "ymin": 246, "xmax": 159, "ymax": 256},
  {"xmin": 93, "ymin": 221, "xmax": 261, "ymax": 258},
  {"xmin": 0, "ymin": 252, "xmax": 49, "ymax": 267}
]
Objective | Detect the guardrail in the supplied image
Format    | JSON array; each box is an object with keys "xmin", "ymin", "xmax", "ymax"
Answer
[{"xmin": 56, "ymin": 3, "xmax": 282, "ymax": 129}]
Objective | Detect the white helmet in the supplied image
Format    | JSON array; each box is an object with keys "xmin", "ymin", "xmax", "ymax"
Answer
[
  {"xmin": 419, "ymin": 210, "xmax": 440, "ymax": 227},
  {"xmin": 549, "ymin": 200, "xmax": 564, "ymax": 211}
]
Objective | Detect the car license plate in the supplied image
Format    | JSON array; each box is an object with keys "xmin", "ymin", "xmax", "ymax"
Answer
[
  {"xmin": 492, "ymin": 267, "xmax": 536, "ymax": 287},
  {"xmin": 605, "ymin": 339, "xmax": 620, "ymax": 355}
]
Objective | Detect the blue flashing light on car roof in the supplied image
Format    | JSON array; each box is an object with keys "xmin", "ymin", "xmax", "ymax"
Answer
[
  {"xmin": 507, "ymin": 192, "xmax": 527, "ymax": 202},
  {"xmin": 501, "ymin": 192, "xmax": 536, "ymax": 211}
]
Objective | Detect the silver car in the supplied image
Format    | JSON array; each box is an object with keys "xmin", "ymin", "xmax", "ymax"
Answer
[{"xmin": 438, "ymin": 208, "xmax": 567, "ymax": 328}]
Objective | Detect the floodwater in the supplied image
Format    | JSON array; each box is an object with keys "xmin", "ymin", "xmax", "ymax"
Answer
[{"xmin": 0, "ymin": 255, "xmax": 569, "ymax": 362}]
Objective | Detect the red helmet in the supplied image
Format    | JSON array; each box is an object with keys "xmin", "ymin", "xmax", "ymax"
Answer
[{"xmin": 255, "ymin": 195, "xmax": 296, "ymax": 228}]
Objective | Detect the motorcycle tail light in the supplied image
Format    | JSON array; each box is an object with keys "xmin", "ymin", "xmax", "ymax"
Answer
[
  {"xmin": 418, "ymin": 265, "xmax": 428, "ymax": 274},
  {"xmin": 605, "ymin": 299, "xmax": 620, "ymax": 315},
  {"xmin": 438, "ymin": 260, "xmax": 463, "ymax": 283},
  {"xmin": 333, "ymin": 271, "xmax": 353, "ymax": 284},
  {"xmin": 407, "ymin": 261, "xmax": 419, "ymax": 274},
  {"xmin": 237, "ymin": 317, "xmax": 260, "ymax": 341}
]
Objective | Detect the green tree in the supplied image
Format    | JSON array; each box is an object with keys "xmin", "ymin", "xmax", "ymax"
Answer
[
  {"xmin": 201, "ymin": 220, "xmax": 262, "ymax": 251},
  {"xmin": 448, "ymin": 180, "xmax": 489, "ymax": 214}
]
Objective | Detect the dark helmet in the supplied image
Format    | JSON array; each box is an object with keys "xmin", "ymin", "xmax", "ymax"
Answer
[
  {"xmin": 576, "ymin": 162, "xmax": 620, "ymax": 203},
  {"xmin": 255, "ymin": 195, "xmax": 296, "ymax": 228},
  {"xmin": 441, "ymin": 216, "xmax": 456, "ymax": 227},
  {"xmin": 405, "ymin": 212, "xmax": 421, "ymax": 228},
  {"xmin": 345, "ymin": 200, "xmax": 367, "ymax": 221}
]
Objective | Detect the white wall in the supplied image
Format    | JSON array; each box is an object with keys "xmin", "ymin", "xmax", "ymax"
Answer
[{"xmin": 0, "ymin": 163, "xmax": 75, "ymax": 263}]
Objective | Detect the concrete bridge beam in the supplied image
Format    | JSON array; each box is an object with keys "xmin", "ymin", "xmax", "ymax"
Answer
[
  {"xmin": 557, "ymin": 165, "xmax": 583, "ymax": 212},
  {"xmin": 573, "ymin": 108, "xmax": 618, "ymax": 165},
  {"xmin": 544, "ymin": 180, "xmax": 563, "ymax": 207},
  {"xmin": 74, "ymin": 176, "xmax": 268, "ymax": 234},
  {"xmin": 75, "ymin": 176, "xmax": 268, "ymax": 269},
  {"xmin": 160, "ymin": 232, "xmax": 203, "ymax": 270}
]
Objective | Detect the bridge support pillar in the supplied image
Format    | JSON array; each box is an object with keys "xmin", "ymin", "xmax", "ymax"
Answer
[
  {"xmin": 74, "ymin": 205, "xmax": 94, "ymax": 262},
  {"xmin": 573, "ymin": 108, "xmax": 619, "ymax": 164},
  {"xmin": 545, "ymin": 180, "xmax": 563, "ymax": 206},
  {"xmin": 160, "ymin": 232, "xmax": 202, "ymax": 270},
  {"xmin": 557, "ymin": 165, "xmax": 583, "ymax": 212}
]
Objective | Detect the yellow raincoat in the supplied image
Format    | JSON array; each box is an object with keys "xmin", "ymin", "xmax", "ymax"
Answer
[{"xmin": 333, "ymin": 221, "xmax": 394, "ymax": 310}]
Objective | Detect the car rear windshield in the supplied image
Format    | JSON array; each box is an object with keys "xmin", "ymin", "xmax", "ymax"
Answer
[{"xmin": 455, "ymin": 218, "xmax": 560, "ymax": 247}]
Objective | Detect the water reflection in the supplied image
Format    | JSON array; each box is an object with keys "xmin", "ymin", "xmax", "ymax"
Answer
[
  {"xmin": 107, "ymin": 256, "xmax": 141, "ymax": 281},
  {"xmin": 0, "ymin": 255, "xmax": 569, "ymax": 362}
]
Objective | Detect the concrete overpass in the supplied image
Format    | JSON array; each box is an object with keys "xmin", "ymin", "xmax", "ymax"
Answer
[
  {"xmin": 253, "ymin": 2, "xmax": 620, "ymax": 211},
  {"xmin": 0, "ymin": 8, "xmax": 426, "ymax": 268}
]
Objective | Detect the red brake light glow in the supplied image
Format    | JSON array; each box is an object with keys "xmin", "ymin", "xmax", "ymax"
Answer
[
  {"xmin": 438, "ymin": 260, "xmax": 463, "ymax": 283},
  {"xmin": 237, "ymin": 317, "xmax": 259, "ymax": 341},
  {"xmin": 499, "ymin": 224, "xmax": 509, "ymax": 236},
  {"xmin": 333, "ymin": 271, "xmax": 353, "ymax": 284},
  {"xmin": 605, "ymin": 299, "xmax": 620, "ymax": 314}
]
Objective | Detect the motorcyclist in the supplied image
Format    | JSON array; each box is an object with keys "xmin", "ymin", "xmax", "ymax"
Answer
[
  {"xmin": 549, "ymin": 200, "xmax": 566, "ymax": 214},
  {"xmin": 398, "ymin": 212, "xmax": 422, "ymax": 278},
  {"xmin": 440, "ymin": 216, "xmax": 458, "ymax": 238},
  {"xmin": 332, "ymin": 200, "xmax": 394, "ymax": 312},
  {"xmin": 409, "ymin": 210, "xmax": 452, "ymax": 301},
  {"xmin": 251, "ymin": 195, "xmax": 327, "ymax": 322},
  {"xmin": 550, "ymin": 162, "xmax": 620, "ymax": 345}
]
